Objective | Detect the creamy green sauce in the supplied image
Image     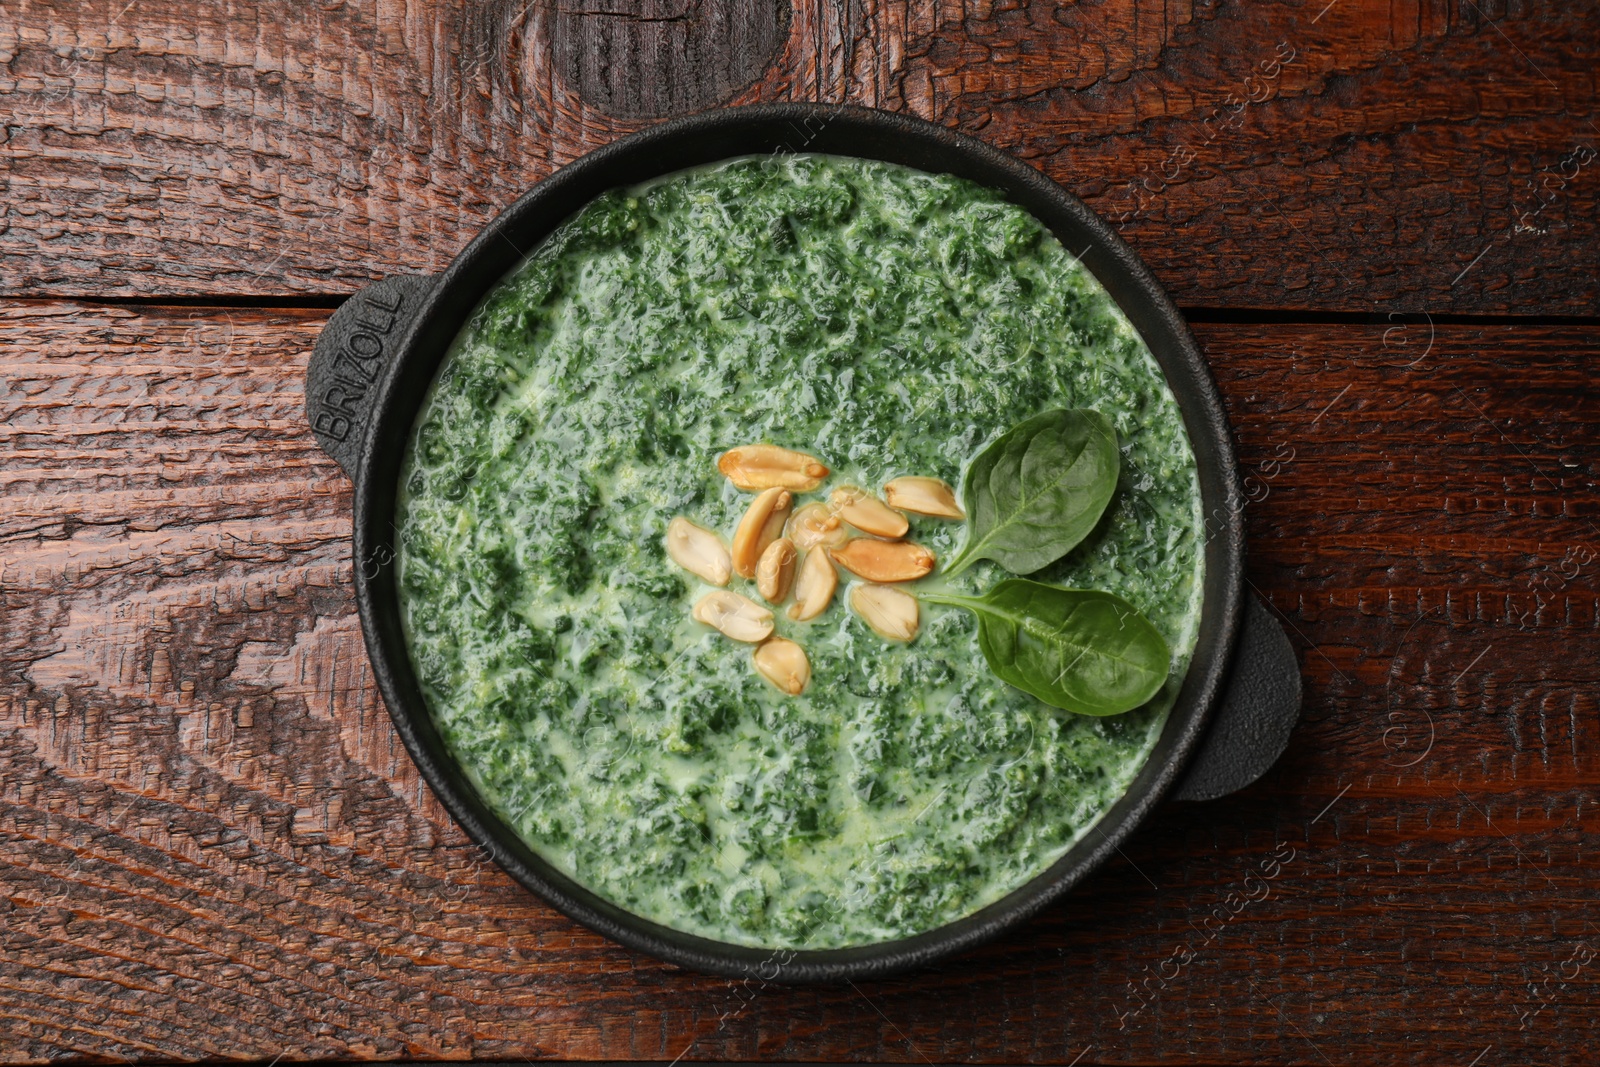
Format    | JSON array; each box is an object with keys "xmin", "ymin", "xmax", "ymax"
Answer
[{"xmin": 395, "ymin": 154, "xmax": 1204, "ymax": 949}]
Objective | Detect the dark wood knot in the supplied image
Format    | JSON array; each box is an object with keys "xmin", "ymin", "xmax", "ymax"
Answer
[{"xmin": 546, "ymin": 0, "xmax": 792, "ymax": 119}]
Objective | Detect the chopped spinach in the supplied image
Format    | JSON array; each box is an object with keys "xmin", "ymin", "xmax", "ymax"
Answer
[{"xmin": 395, "ymin": 154, "xmax": 1205, "ymax": 949}]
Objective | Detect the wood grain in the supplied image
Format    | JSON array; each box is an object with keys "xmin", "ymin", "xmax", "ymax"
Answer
[
  {"xmin": 3, "ymin": 301, "xmax": 1597, "ymax": 1063},
  {"xmin": 0, "ymin": 0, "xmax": 1596, "ymax": 312}
]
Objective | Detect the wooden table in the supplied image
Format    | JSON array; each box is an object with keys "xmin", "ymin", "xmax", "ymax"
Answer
[{"xmin": 3, "ymin": 0, "xmax": 1597, "ymax": 1062}]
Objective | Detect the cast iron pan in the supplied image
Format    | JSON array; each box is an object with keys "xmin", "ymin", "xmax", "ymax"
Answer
[{"xmin": 304, "ymin": 103, "xmax": 1301, "ymax": 981}]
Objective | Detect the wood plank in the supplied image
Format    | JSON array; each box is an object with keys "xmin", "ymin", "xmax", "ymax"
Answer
[
  {"xmin": 0, "ymin": 0, "xmax": 1596, "ymax": 312},
  {"xmin": 2, "ymin": 301, "xmax": 1597, "ymax": 1061}
]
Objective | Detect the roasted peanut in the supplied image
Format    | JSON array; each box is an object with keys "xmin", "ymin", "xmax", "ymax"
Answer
[
  {"xmin": 849, "ymin": 584, "xmax": 920, "ymax": 642},
  {"xmin": 830, "ymin": 485, "xmax": 909, "ymax": 539},
  {"xmin": 785, "ymin": 502, "xmax": 849, "ymax": 552},
  {"xmin": 753, "ymin": 637, "xmax": 811, "ymax": 695},
  {"xmin": 718, "ymin": 444, "xmax": 830, "ymax": 492},
  {"xmin": 755, "ymin": 537, "xmax": 798, "ymax": 604},
  {"xmin": 665, "ymin": 517, "xmax": 732, "ymax": 586},
  {"xmin": 732, "ymin": 487, "xmax": 793, "ymax": 579},
  {"xmin": 883, "ymin": 476, "xmax": 964, "ymax": 519},
  {"xmin": 692, "ymin": 591, "xmax": 775, "ymax": 643},
  {"xmin": 829, "ymin": 539, "xmax": 937, "ymax": 583},
  {"xmin": 788, "ymin": 547, "xmax": 838, "ymax": 621}
]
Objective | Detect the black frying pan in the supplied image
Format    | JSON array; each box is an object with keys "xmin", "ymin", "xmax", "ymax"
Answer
[{"xmin": 305, "ymin": 103, "xmax": 1301, "ymax": 981}]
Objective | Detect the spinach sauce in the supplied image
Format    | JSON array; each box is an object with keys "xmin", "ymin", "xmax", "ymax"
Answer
[{"xmin": 395, "ymin": 155, "xmax": 1205, "ymax": 949}]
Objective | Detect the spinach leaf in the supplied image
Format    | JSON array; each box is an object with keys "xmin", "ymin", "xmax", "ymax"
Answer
[
  {"xmin": 943, "ymin": 409, "xmax": 1120, "ymax": 576},
  {"xmin": 923, "ymin": 581, "xmax": 1170, "ymax": 716}
]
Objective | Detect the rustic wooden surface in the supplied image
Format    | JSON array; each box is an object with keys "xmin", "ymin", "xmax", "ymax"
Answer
[
  {"xmin": 1, "ymin": 0, "xmax": 1597, "ymax": 311},
  {"xmin": 3, "ymin": 0, "xmax": 1599, "ymax": 1063}
]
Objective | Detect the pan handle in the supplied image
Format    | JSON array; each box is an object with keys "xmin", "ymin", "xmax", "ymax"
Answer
[
  {"xmin": 306, "ymin": 274, "xmax": 437, "ymax": 484},
  {"xmin": 1171, "ymin": 594, "xmax": 1302, "ymax": 801}
]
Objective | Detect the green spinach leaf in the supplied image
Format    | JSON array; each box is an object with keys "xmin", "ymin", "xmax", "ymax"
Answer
[
  {"xmin": 944, "ymin": 409, "xmax": 1120, "ymax": 576},
  {"xmin": 923, "ymin": 581, "xmax": 1170, "ymax": 716}
]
